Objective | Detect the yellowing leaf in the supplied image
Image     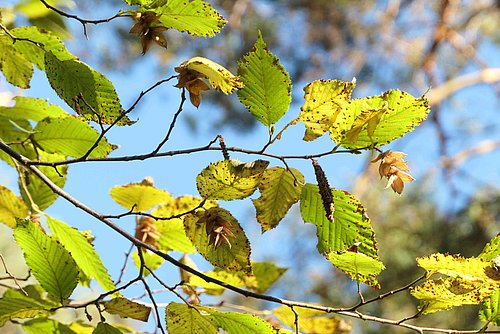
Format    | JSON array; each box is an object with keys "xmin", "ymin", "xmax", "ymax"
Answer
[
  {"xmin": 479, "ymin": 235, "xmax": 500, "ymax": 261},
  {"xmin": 103, "ymin": 297, "xmax": 151, "ymax": 322},
  {"xmin": 327, "ymin": 251, "xmax": 385, "ymax": 288},
  {"xmin": 253, "ymin": 167, "xmax": 304, "ymax": 232},
  {"xmin": 132, "ymin": 250, "xmax": 164, "ymax": 276},
  {"xmin": 0, "ymin": 291, "xmax": 52, "ymax": 327},
  {"xmin": 176, "ymin": 57, "xmax": 243, "ymax": 94},
  {"xmin": 197, "ymin": 159, "xmax": 269, "ymax": 200},
  {"xmin": 189, "ymin": 270, "xmax": 246, "ymax": 295},
  {"xmin": 0, "ymin": 96, "xmax": 68, "ymax": 122},
  {"xmin": 110, "ymin": 179, "xmax": 172, "ymax": 212},
  {"xmin": 152, "ymin": 195, "xmax": 216, "ymax": 253},
  {"xmin": 244, "ymin": 262, "xmax": 287, "ymax": 294},
  {"xmin": 297, "ymin": 79, "xmax": 356, "ymax": 141},
  {"xmin": 0, "ymin": 185, "xmax": 29, "ymax": 228},
  {"xmin": 166, "ymin": 303, "xmax": 275, "ymax": 334},
  {"xmin": 274, "ymin": 305, "xmax": 351, "ymax": 334},
  {"xmin": 417, "ymin": 253, "xmax": 500, "ymax": 285},
  {"xmin": 340, "ymin": 90, "xmax": 430, "ymax": 148},
  {"xmin": 411, "ymin": 277, "xmax": 498, "ymax": 314},
  {"xmin": 184, "ymin": 207, "xmax": 252, "ymax": 274}
]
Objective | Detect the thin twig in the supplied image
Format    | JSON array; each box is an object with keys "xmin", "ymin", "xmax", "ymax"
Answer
[
  {"xmin": 0, "ymin": 255, "xmax": 27, "ymax": 294},
  {"xmin": 39, "ymin": 0, "xmax": 127, "ymax": 38},
  {"xmin": 151, "ymin": 88, "xmax": 187, "ymax": 154}
]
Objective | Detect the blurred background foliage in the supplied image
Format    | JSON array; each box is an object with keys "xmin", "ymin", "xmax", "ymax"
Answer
[{"xmin": 1, "ymin": 0, "xmax": 500, "ymax": 333}]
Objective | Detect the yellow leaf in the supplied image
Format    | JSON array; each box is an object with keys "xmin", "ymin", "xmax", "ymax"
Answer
[{"xmin": 176, "ymin": 56, "xmax": 243, "ymax": 94}]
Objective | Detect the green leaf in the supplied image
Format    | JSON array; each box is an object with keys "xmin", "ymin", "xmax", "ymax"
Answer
[
  {"xmin": 209, "ymin": 309, "xmax": 275, "ymax": 334},
  {"xmin": 176, "ymin": 56, "xmax": 243, "ymax": 94},
  {"xmin": 166, "ymin": 303, "xmax": 274, "ymax": 334},
  {"xmin": 110, "ymin": 179, "xmax": 172, "ymax": 212},
  {"xmin": 46, "ymin": 216, "xmax": 118, "ymax": 295},
  {"xmin": 184, "ymin": 207, "xmax": 252, "ymax": 274},
  {"xmin": 480, "ymin": 289, "xmax": 500, "ymax": 326},
  {"xmin": 93, "ymin": 322, "xmax": 122, "ymax": 334},
  {"xmin": 411, "ymin": 277, "xmax": 498, "ymax": 314},
  {"xmin": 0, "ymin": 185, "xmax": 29, "ymax": 228},
  {"xmin": 33, "ymin": 116, "xmax": 117, "ymax": 158},
  {"xmin": 44, "ymin": 51, "xmax": 132, "ymax": 125},
  {"xmin": 244, "ymin": 262, "xmax": 287, "ymax": 294},
  {"xmin": 0, "ymin": 289, "xmax": 52, "ymax": 327},
  {"xmin": 327, "ymin": 251, "xmax": 385, "ymax": 287},
  {"xmin": 479, "ymin": 235, "xmax": 500, "ymax": 260},
  {"xmin": 22, "ymin": 318, "xmax": 77, "ymax": 334},
  {"xmin": 0, "ymin": 32, "xmax": 33, "ymax": 88},
  {"xmin": 103, "ymin": 297, "xmax": 151, "ymax": 322},
  {"xmin": 166, "ymin": 303, "xmax": 219, "ymax": 334},
  {"xmin": 20, "ymin": 151, "xmax": 67, "ymax": 210},
  {"xmin": 197, "ymin": 159, "xmax": 269, "ymax": 200},
  {"xmin": 297, "ymin": 79, "xmax": 356, "ymax": 141},
  {"xmin": 252, "ymin": 167, "xmax": 304, "ymax": 232},
  {"xmin": 132, "ymin": 250, "xmax": 164, "ymax": 276},
  {"xmin": 340, "ymin": 90, "xmax": 430, "ymax": 148},
  {"xmin": 237, "ymin": 31, "xmax": 292, "ymax": 126},
  {"xmin": 151, "ymin": 0, "xmax": 226, "ymax": 37},
  {"xmin": 189, "ymin": 270, "xmax": 246, "ymax": 295},
  {"xmin": 274, "ymin": 305, "xmax": 351, "ymax": 334},
  {"xmin": 0, "ymin": 96, "xmax": 68, "ymax": 122},
  {"xmin": 14, "ymin": 219, "xmax": 79, "ymax": 302},
  {"xmin": 300, "ymin": 184, "xmax": 378, "ymax": 258},
  {"xmin": 152, "ymin": 195, "xmax": 216, "ymax": 253},
  {"xmin": 0, "ymin": 115, "xmax": 33, "ymax": 143},
  {"xmin": 11, "ymin": 26, "xmax": 75, "ymax": 70}
]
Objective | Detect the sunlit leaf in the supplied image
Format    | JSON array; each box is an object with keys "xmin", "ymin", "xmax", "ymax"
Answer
[
  {"xmin": 300, "ymin": 184, "xmax": 378, "ymax": 258},
  {"xmin": 132, "ymin": 250, "xmax": 164, "ymax": 277},
  {"xmin": 189, "ymin": 270, "xmax": 246, "ymax": 295},
  {"xmin": 44, "ymin": 51, "xmax": 132, "ymax": 125},
  {"xmin": 197, "ymin": 159, "xmax": 269, "ymax": 200},
  {"xmin": 0, "ymin": 289, "xmax": 52, "ymax": 327},
  {"xmin": 33, "ymin": 116, "xmax": 117, "ymax": 158},
  {"xmin": 0, "ymin": 115, "xmax": 33, "ymax": 147},
  {"xmin": 237, "ymin": 31, "xmax": 292, "ymax": 126},
  {"xmin": 176, "ymin": 56, "xmax": 243, "ymax": 94},
  {"xmin": 417, "ymin": 253, "xmax": 500, "ymax": 285},
  {"xmin": 14, "ymin": 219, "xmax": 79, "ymax": 302},
  {"xmin": 93, "ymin": 322, "xmax": 122, "ymax": 334},
  {"xmin": 340, "ymin": 90, "xmax": 430, "ymax": 148},
  {"xmin": 22, "ymin": 318, "xmax": 77, "ymax": 334},
  {"xmin": 103, "ymin": 297, "xmax": 151, "ymax": 322},
  {"xmin": 46, "ymin": 216, "xmax": 118, "ymax": 295},
  {"xmin": 151, "ymin": 0, "xmax": 226, "ymax": 37},
  {"xmin": 20, "ymin": 151, "xmax": 67, "ymax": 211},
  {"xmin": 480, "ymin": 289, "xmax": 500, "ymax": 326},
  {"xmin": 411, "ymin": 277, "xmax": 498, "ymax": 314},
  {"xmin": 479, "ymin": 235, "xmax": 500, "ymax": 261},
  {"xmin": 166, "ymin": 303, "xmax": 274, "ymax": 334},
  {"xmin": 0, "ymin": 32, "xmax": 33, "ymax": 88},
  {"xmin": 184, "ymin": 207, "xmax": 252, "ymax": 274},
  {"xmin": 166, "ymin": 303, "xmax": 219, "ymax": 334},
  {"xmin": 253, "ymin": 167, "xmax": 304, "ymax": 232},
  {"xmin": 152, "ymin": 195, "xmax": 216, "ymax": 253},
  {"xmin": 244, "ymin": 262, "xmax": 287, "ymax": 294},
  {"xmin": 69, "ymin": 322, "xmax": 95, "ymax": 334},
  {"xmin": 297, "ymin": 79, "xmax": 356, "ymax": 141},
  {"xmin": 11, "ymin": 26, "xmax": 75, "ymax": 70},
  {"xmin": 0, "ymin": 185, "xmax": 29, "ymax": 228},
  {"xmin": 327, "ymin": 251, "xmax": 385, "ymax": 287},
  {"xmin": 0, "ymin": 96, "xmax": 68, "ymax": 122},
  {"xmin": 274, "ymin": 305, "xmax": 351, "ymax": 334},
  {"xmin": 110, "ymin": 179, "xmax": 172, "ymax": 212}
]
